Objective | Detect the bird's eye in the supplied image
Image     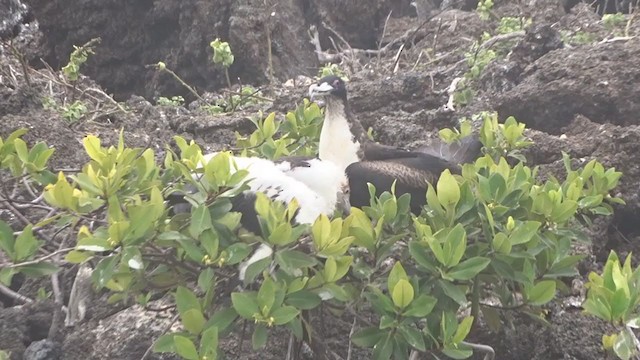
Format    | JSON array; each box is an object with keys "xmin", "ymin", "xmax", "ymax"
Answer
[{"xmin": 333, "ymin": 79, "xmax": 341, "ymax": 87}]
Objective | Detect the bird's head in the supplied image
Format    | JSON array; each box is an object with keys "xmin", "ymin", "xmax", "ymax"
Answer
[{"xmin": 308, "ymin": 75, "xmax": 347, "ymax": 101}]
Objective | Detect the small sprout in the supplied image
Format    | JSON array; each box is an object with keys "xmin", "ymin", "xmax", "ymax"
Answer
[
  {"xmin": 156, "ymin": 96, "xmax": 185, "ymax": 107},
  {"xmin": 210, "ymin": 38, "xmax": 234, "ymax": 68}
]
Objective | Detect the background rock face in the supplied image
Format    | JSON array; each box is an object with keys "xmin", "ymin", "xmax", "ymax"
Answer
[{"xmin": 25, "ymin": 0, "xmax": 412, "ymax": 100}]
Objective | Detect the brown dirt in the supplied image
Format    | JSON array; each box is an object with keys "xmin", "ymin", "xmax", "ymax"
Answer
[{"xmin": 2, "ymin": 1, "xmax": 640, "ymax": 359}]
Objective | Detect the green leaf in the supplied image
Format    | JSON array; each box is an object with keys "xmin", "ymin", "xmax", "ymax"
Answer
[
  {"xmin": 614, "ymin": 329, "xmax": 635, "ymax": 360},
  {"xmin": 199, "ymin": 326, "xmax": 219, "ymax": 357},
  {"xmin": 275, "ymin": 249, "xmax": 316, "ymax": 274},
  {"xmin": 14, "ymin": 138, "xmax": 29, "ymax": 163},
  {"xmin": 447, "ymin": 257, "xmax": 490, "ymax": 281},
  {"xmin": 243, "ymin": 256, "xmax": 271, "ymax": 284},
  {"xmin": 152, "ymin": 334, "xmax": 176, "ymax": 353},
  {"xmin": 610, "ymin": 288, "xmax": 631, "ymax": 321},
  {"xmin": 408, "ymin": 241, "xmax": 437, "ymax": 272},
  {"xmin": 583, "ymin": 297, "xmax": 612, "ymax": 322},
  {"xmin": 173, "ymin": 335, "xmax": 199, "ymax": 360},
  {"xmin": 445, "ymin": 224, "xmax": 467, "ymax": 267},
  {"xmin": 181, "ymin": 308, "xmax": 206, "ymax": 335},
  {"xmin": 527, "ymin": 280, "xmax": 556, "ymax": 306},
  {"xmin": 197, "ymin": 268, "xmax": 215, "ymax": 292},
  {"xmin": 231, "ymin": 292, "xmax": 259, "ymax": 319},
  {"xmin": 372, "ymin": 332, "xmax": 394, "ymax": 360},
  {"xmin": 82, "ymin": 136, "xmax": 105, "ymax": 165},
  {"xmin": 189, "ymin": 205, "xmax": 213, "ymax": 238},
  {"xmin": 286, "ymin": 291, "xmax": 322, "ymax": 310},
  {"xmin": 65, "ymin": 250, "xmax": 92, "ymax": 264},
  {"xmin": 351, "ymin": 327, "xmax": 385, "ymax": 348},
  {"xmin": 387, "ymin": 262, "xmax": 408, "ymax": 295},
  {"xmin": 257, "ymin": 277, "xmax": 277, "ymax": 314},
  {"xmin": 453, "ymin": 316, "xmax": 474, "ymax": 343},
  {"xmin": 509, "ymin": 221, "xmax": 541, "ymax": 245},
  {"xmin": 391, "ymin": 279, "xmax": 414, "ymax": 309},
  {"xmin": 271, "ymin": 306, "xmax": 300, "ymax": 325},
  {"xmin": 208, "ymin": 307, "xmax": 238, "ymax": 334},
  {"xmin": 268, "ymin": 223, "xmax": 294, "ymax": 246},
  {"xmin": 437, "ymin": 169, "xmax": 460, "ymax": 208},
  {"xmin": 403, "ymin": 295, "xmax": 437, "ymax": 317},
  {"xmin": 225, "ymin": 243, "xmax": 251, "ymax": 265},
  {"xmin": 0, "ymin": 268, "xmax": 16, "ymax": 286},
  {"xmin": 492, "ymin": 232, "xmax": 511, "ymax": 254},
  {"xmin": 366, "ymin": 288, "xmax": 395, "ymax": 315},
  {"xmin": 14, "ymin": 225, "xmax": 39, "ymax": 261},
  {"xmin": 0, "ymin": 220, "xmax": 15, "ymax": 257},
  {"xmin": 176, "ymin": 286, "xmax": 202, "ymax": 314},
  {"xmin": 438, "ymin": 280, "xmax": 468, "ymax": 306},
  {"xmin": 398, "ymin": 325, "xmax": 426, "ymax": 352},
  {"xmin": 252, "ymin": 324, "xmax": 268, "ymax": 350}
]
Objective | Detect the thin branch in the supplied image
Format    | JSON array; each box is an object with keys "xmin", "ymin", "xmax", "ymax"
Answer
[
  {"xmin": 443, "ymin": 77, "xmax": 463, "ymax": 112},
  {"xmin": 7, "ymin": 247, "xmax": 76, "ymax": 269},
  {"xmin": 0, "ymin": 283, "xmax": 34, "ymax": 304},
  {"xmin": 461, "ymin": 341, "xmax": 495, "ymax": 360}
]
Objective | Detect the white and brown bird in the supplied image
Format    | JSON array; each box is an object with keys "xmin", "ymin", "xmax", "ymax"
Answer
[
  {"xmin": 170, "ymin": 152, "xmax": 350, "ymax": 235},
  {"xmin": 308, "ymin": 75, "xmax": 482, "ymax": 214}
]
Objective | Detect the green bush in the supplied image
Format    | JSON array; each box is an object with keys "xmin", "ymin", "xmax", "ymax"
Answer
[
  {"xmin": 584, "ymin": 251, "xmax": 640, "ymax": 360},
  {"xmin": 0, "ymin": 111, "xmax": 624, "ymax": 359}
]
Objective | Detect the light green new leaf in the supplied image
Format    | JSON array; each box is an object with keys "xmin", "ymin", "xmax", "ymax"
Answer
[
  {"xmin": 437, "ymin": 169, "xmax": 460, "ymax": 208},
  {"xmin": 392, "ymin": 279, "xmax": 414, "ymax": 309},
  {"xmin": 387, "ymin": 262, "xmax": 409, "ymax": 294},
  {"xmin": 181, "ymin": 308, "xmax": 206, "ymax": 335}
]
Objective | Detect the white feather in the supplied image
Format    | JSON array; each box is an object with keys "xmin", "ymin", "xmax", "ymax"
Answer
[
  {"xmin": 318, "ymin": 101, "xmax": 360, "ymax": 171},
  {"xmin": 200, "ymin": 152, "xmax": 345, "ymax": 225}
]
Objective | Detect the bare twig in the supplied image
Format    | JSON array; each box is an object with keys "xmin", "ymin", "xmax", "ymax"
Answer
[
  {"xmin": 48, "ymin": 233, "xmax": 72, "ymax": 339},
  {"xmin": 346, "ymin": 316, "xmax": 357, "ymax": 360},
  {"xmin": 147, "ymin": 63, "xmax": 204, "ymax": 102},
  {"xmin": 598, "ymin": 36, "xmax": 635, "ymax": 44},
  {"xmin": 392, "ymin": 43, "xmax": 406, "ymax": 73},
  {"xmin": 7, "ymin": 247, "xmax": 75, "ymax": 269},
  {"xmin": 377, "ymin": 11, "xmax": 393, "ymax": 65},
  {"xmin": 461, "ymin": 341, "xmax": 495, "ymax": 360},
  {"xmin": 0, "ymin": 283, "xmax": 34, "ymax": 304},
  {"xmin": 443, "ymin": 77, "xmax": 463, "ymax": 112}
]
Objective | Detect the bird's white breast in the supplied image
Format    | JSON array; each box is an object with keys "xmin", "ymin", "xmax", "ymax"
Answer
[{"xmin": 319, "ymin": 104, "xmax": 360, "ymax": 171}]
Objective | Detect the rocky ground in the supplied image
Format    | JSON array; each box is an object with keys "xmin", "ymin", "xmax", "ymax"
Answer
[{"xmin": 1, "ymin": 0, "xmax": 640, "ymax": 359}]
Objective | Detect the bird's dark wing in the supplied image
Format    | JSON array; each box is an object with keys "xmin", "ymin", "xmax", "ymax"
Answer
[
  {"xmin": 414, "ymin": 136, "xmax": 482, "ymax": 165},
  {"xmin": 346, "ymin": 156, "xmax": 456, "ymax": 214},
  {"xmin": 362, "ymin": 141, "xmax": 424, "ymax": 161}
]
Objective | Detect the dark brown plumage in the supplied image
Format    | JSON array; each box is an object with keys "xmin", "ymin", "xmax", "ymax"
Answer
[{"xmin": 309, "ymin": 75, "xmax": 482, "ymax": 214}]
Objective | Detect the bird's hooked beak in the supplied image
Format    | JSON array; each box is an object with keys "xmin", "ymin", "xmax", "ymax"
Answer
[{"xmin": 308, "ymin": 82, "xmax": 334, "ymax": 101}]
